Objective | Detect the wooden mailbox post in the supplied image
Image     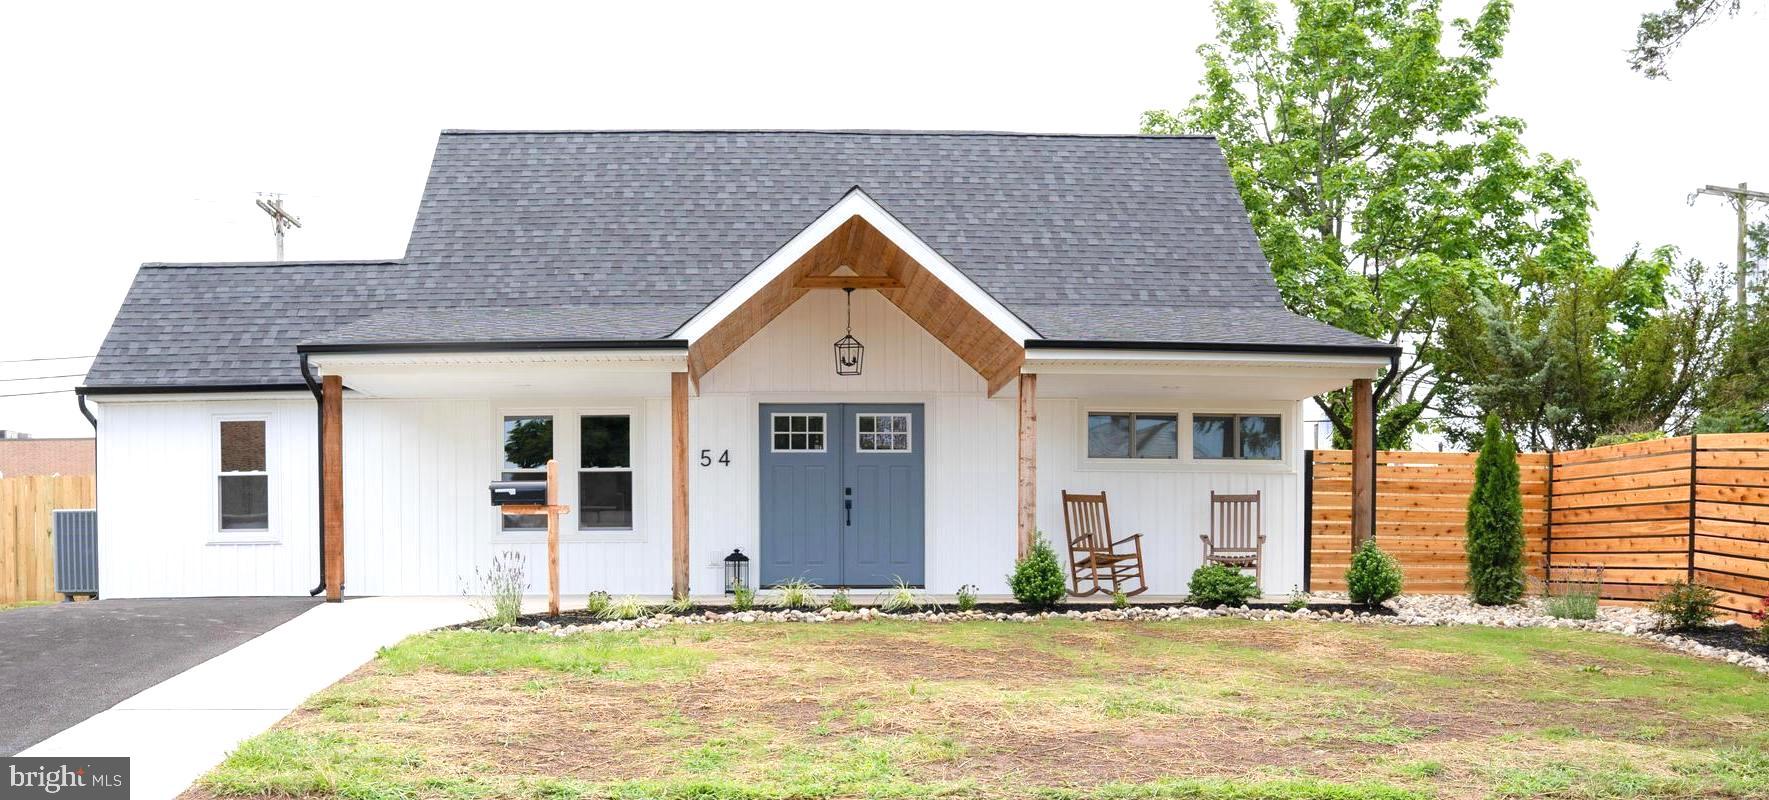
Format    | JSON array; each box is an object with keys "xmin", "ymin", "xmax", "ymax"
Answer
[{"xmin": 499, "ymin": 459, "xmax": 572, "ymax": 616}]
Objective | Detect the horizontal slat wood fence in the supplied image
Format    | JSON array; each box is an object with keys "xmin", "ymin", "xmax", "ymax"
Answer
[
  {"xmin": 1308, "ymin": 450, "xmax": 1549, "ymax": 594},
  {"xmin": 1, "ymin": 475, "xmax": 95, "ymax": 604},
  {"xmin": 1307, "ymin": 434, "xmax": 1769, "ymax": 626}
]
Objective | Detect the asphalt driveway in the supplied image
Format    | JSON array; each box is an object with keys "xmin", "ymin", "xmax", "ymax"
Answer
[{"xmin": 0, "ymin": 597, "xmax": 319, "ymax": 754}]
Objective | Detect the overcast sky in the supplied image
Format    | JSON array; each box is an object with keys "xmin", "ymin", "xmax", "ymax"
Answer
[{"xmin": 1, "ymin": 0, "xmax": 1764, "ymax": 437}]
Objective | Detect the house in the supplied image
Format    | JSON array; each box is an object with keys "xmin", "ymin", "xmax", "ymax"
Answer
[
  {"xmin": 78, "ymin": 130, "xmax": 1394, "ymax": 600},
  {"xmin": 0, "ymin": 437, "xmax": 95, "ymax": 478}
]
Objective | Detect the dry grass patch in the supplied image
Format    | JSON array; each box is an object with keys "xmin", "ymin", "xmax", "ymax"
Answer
[{"xmin": 193, "ymin": 619, "xmax": 1769, "ymax": 800}]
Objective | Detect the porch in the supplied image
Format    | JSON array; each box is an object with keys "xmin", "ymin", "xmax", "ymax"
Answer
[{"xmin": 297, "ymin": 194, "xmax": 1390, "ymax": 602}]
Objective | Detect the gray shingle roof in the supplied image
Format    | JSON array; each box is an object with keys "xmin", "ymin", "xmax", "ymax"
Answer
[{"xmin": 86, "ymin": 130, "xmax": 1391, "ymax": 389}]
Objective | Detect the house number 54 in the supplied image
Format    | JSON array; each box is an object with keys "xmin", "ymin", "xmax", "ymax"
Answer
[{"xmin": 699, "ymin": 449, "xmax": 731, "ymax": 467}]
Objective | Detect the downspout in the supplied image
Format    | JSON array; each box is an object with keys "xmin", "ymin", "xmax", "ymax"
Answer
[
  {"xmin": 300, "ymin": 354, "xmax": 327, "ymax": 598},
  {"xmin": 76, "ymin": 391, "xmax": 97, "ymax": 428}
]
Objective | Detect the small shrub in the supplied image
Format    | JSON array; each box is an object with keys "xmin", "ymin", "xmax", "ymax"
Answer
[
  {"xmin": 1187, "ymin": 564, "xmax": 1259, "ymax": 607},
  {"xmin": 1284, "ymin": 586, "xmax": 1309, "ymax": 612},
  {"xmin": 1753, "ymin": 599, "xmax": 1767, "ymax": 644},
  {"xmin": 772, "ymin": 579, "xmax": 819, "ymax": 610},
  {"xmin": 1008, "ymin": 534, "xmax": 1067, "ymax": 609},
  {"xmin": 584, "ymin": 591, "xmax": 611, "ymax": 616},
  {"xmin": 470, "ymin": 551, "xmax": 526, "ymax": 627},
  {"xmin": 879, "ymin": 577, "xmax": 921, "ymax": 613},
  {"xmin": 1346, "ymin": 540, "xmax": 1404, "ymax": 606},
  {"xmin": 955, "ymin": 584, "xmax": 979, "ymax": 612},
  {"xmin": 1112, "ymin": 589, "xmax": 1130, "ymax": 609},
  {"xmin": 597, "ymin": 594, "xmax": 652, "ymax": 620},
  {"xmin": 1651, "ymin": 581, "xmax": 1719, "ymax": 631},
  {"xmin": 731, "ymin": 583, "xmax": 756, "ymax": 612},
  {"xmin": 1542, "ymin": 566, "xmax": 1602, "ymax": 620},
  {"xmin": 827, "ymin": 587, "xmax": 855, "ymax": 612},
  {"xmin": 662, "ymin": 594, "xmax": 695, "ymax": 614},
  {"xmin": 1466, "ymin": 414, "xmax": 1526, "ymax": 605}
]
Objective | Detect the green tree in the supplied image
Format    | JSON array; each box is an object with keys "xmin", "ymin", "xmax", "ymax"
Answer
[
  {"xmin": 1630, "ymin": 0, "xmax": 1753, "ymax": 79},
  {"xmin": 1465, "ymin": 414, "xmax": 1524, "ymax": 605},
  {"xmin": 1146, "ymin": 0, "xmax": 1596, "ymax": 449},
  {"xmin": 1697, "ymin": 285, "xmax": 1769, "ymax": 432},
  {"xmin": 1437, "ymin": 248, "xmax": 1729, "ymax": 450}
]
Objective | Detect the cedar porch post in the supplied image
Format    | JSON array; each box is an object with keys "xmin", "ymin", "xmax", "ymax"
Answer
[
  {"xmin": 1350, "ymin": 377, "xmax": 1375, "ymax": 549},
  {"xmin": 321, "ymin": 375, "xmax": 344, "ymax": 602},
  {"xmin": 671, "ymin": 372, "xmax": 690, "ymax": 599},
  {"xmin": 1017, "ymin": 373, "xmax": 1037, "ymax": 557}
]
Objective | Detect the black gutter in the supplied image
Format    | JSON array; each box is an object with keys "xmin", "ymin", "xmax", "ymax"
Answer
[
  {"xmin": 77, "ymin": 383, "xmax": 308, "ymax": 396},
  {"xmin": 1025, "ymin": 339, "xmax": 1402, "ymax": 358},
  {"xmin": 295, "ymin": 339, "xmax": 689, "ymax": 355},
  {"xmin": 299, "ymin": 354, "xmax": 327, "ymax": 599}
]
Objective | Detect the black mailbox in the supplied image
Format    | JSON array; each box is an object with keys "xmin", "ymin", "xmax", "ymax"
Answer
[{"xmin": 489, "ymin": 480, "xmax": 547, "ymax": 506}]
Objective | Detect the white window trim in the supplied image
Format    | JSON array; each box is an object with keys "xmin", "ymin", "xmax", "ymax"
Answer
[
  {"xmin": 854, "ymin": 412, "xmax": 914, "ymax": 454},
  {"xmin": 209, "ymin": 413, "xmax": 278, "ymax": 545},
  {"xmin": 1078, "ymin": 403, "xmax": 1295, "ymax": 474},
  {"xmin": 768, "ymin": 412, "xmax": 829, "ymax": 453},
  {"xmin": 492, "ymin": 405, "xmax": 648, "ymax": 544},
  {"xmin": 576, "ymin": 412, "xmax": 636, "ymax": 533}
]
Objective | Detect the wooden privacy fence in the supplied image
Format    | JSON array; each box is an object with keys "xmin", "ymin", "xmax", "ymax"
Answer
[
  {"xmin": 1, "ymin": 475, "xmax": 95, "ymax": 604},
  {"xmin": 1308, "ymin": 450, "xmax": 1549, "ymax": 594},
  {"xmin": 1307, "ymin": 434, "xmax": 1769, "ymax": 625}
]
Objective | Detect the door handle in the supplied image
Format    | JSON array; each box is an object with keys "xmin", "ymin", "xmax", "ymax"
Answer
[{"xmin": 844, "ymin": 487, "xmax": 852, "ymax": 526}]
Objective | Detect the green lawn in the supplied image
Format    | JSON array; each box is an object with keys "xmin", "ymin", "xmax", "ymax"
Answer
[
  {"xmin": 0, "ymin": 600, "xmax": 51, "ymax": 612},
  {"xmin": 193, "ymin": 619, "xmax": 1769, "ymax": 800}
]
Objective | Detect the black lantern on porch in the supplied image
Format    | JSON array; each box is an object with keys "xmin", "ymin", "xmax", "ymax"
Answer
[
  {"xmin": 723, "ymin": 548, "xmax": 751, "ymax": 594},
  {"xmin": 834, "ymin": 287, "xmax": 863, "ymax": 376}
]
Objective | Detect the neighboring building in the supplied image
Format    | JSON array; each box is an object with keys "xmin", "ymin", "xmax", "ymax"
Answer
[
  {"xmin": 79, "ymin": 130, "xmax": 1396, "ymax": 600},
  {"xmin": 0, "ymin": 437, "xmax": 96, "ymax": 478}
]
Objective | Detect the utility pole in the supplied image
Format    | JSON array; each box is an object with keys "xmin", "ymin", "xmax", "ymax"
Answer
[
  {"xmin": 1691, "ymin": 182, "xmax": 1769, "ymax": 307},
  {"xmin": 254, "ymin": 194, "xmax": 303, "ymax": 261}
]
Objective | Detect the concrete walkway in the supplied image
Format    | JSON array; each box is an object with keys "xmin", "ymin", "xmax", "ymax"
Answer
[{"xmin": 19, "ymin": 597, "xmax": 488, "ymax": 800}]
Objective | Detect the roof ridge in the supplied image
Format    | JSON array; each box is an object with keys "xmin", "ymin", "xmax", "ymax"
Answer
[
  {"xmin": 141, "ymin": 259, "xmax": 405, "ymax": 269},
  {"xmin": 438, "ymin": 128, "xmax": 1218, "ymax": 140}
]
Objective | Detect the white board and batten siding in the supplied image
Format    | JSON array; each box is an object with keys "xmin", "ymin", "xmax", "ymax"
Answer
[
  {"xmin": 94, "ymin": 289, "xmax": 1308, "ymax": 598},
  {"xmin": 96, "ymin": 397, "xmax": 318, "ymax": 598}
]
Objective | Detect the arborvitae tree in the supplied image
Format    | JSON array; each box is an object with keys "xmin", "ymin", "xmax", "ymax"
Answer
[{"xmin": 1465, "ymin": 414, "xmax": 1526, "ymax": 604}]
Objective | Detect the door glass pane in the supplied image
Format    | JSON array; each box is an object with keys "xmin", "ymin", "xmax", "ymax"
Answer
[
  {"xmin": 219, "ymin": 420, "xmax": 266, "ymax": 472},
  {"xmin": 580, "ymin": 416, "xmax": 630, "ymax": 469},
  {"xmin": 578, "ymin": 471, "xmax": 633, "ymax": 529},
  {"xmin": 218, "ymin": 475, "xmax": 269, "ymax": 530},
  {"xmin": 856, "ymin": 414, "xmax": 911, "ymax": 452},
  {"xmin": 771, "ymin": 415, "xmax": 825, "ymax": 451},
  {"xmin": 1087, "ymin": 413, "xmax": 1131, "ymax": 458},
  {"xmin": 1239, "ymin": 415, "xmax": 1283, "ymax": 460},
  {"xmin": 1132, "ymin": 414, "xmax": 1179, "ymax": 459},
  {"xmin": 1193, "ymin": 415, "xmax": 1234, "ymax": 459}
]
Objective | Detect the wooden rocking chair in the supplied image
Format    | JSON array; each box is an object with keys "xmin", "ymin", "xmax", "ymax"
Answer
[
  {"xmin": 1060, "ymin": 490, "xmax": 1148, "ymax": 597},
  {"xmin": 1200, "ymin": 491, "xmax": 1265, "ymax": 586}
]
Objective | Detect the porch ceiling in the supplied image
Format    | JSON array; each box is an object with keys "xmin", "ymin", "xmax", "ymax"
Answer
[
  {"xmin": 686, "ymin": 214, "xmax": 1027, "ymax": 395},
  {"xmin": 305, "ymin": 350, "xmax": 687, "ymax": 398},
  {"xmin": 1025, "ymin": 350, "xmax": 1389, "ymax": 401}
]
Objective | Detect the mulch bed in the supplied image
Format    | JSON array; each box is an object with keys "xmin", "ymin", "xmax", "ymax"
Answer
[{"xmin": 1676, "ymin": 623, "xmax": 1769, "ymax": 658}]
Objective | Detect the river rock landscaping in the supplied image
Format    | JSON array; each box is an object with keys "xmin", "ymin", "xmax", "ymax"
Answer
[{"xmin": 504, "ymin": 593, "xmax": 1769, "ymax": 676}]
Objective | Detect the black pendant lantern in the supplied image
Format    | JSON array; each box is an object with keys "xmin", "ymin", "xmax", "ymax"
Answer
[
  {"xmin": 834, "ymin": 287, "xmax": 864, "ymax": 376},
  {"xmin": 723, "ymin": 548, "xmax": 751, "ymax": 594}
]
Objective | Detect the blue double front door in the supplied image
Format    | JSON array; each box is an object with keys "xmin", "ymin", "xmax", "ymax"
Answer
[{"xmin": 757, "ymin": 403, "xmax": 926, "ymax": 588}]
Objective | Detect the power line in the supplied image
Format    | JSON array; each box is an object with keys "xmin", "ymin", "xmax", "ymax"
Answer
[
  {"xmin": 0, "ymin": 373, "xmax": 83, "ymax": 383},
  {"xmin": 0, "ymin": 354, "xmax": 94, "ymax": 365},
  {"xmin": 0, "ymin": 388, "xmax": 74, "ymax": 399}
]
